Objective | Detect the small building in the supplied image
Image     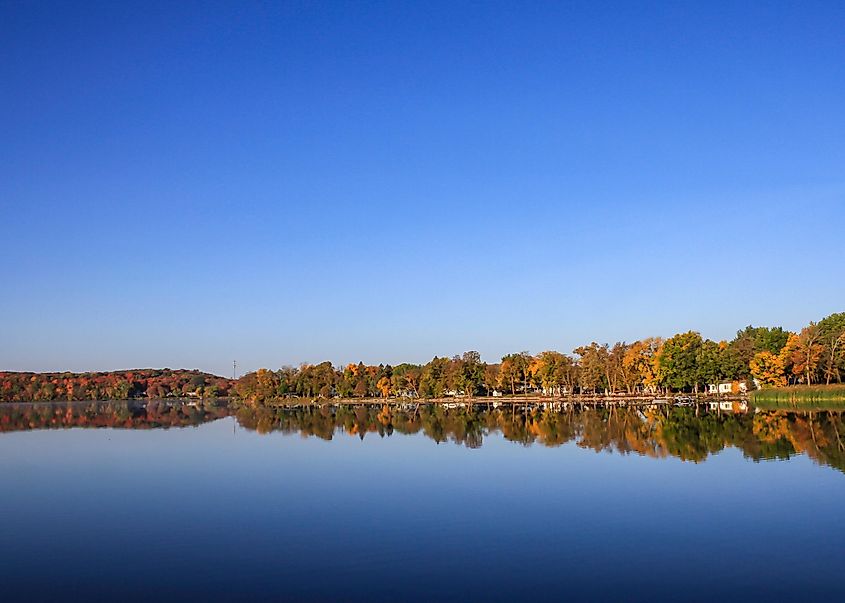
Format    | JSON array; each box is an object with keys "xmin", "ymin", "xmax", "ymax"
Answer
[{"xmin": 707, "ymin": 381, "xmax": 748, "ymax": 395}]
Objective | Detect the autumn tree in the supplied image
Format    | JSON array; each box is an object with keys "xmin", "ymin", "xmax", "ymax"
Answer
[
  {"xmin": 483, "ymin": 364, "xmax": 500, "ymax": 396},
  {"xmin": 722, "ymin": 325, "xmax": 790, "ymax": 380},
  {"xmin": 353, "ymin": 379, "xmax": 369, "ymax": 398},
  {"xmin": 234, "ymin": 368, "xmax": 279, "ymax": 404},
  {"xmin": 622, "ymin": 338, "xmax": 662, "ymax": 394},
  {"xmin": 499, "ymin": 352, "xmax": 532, "ymax": 395},
  {"xmin": 376, "ymin": 376, "xmax": 391, "ymax": 398},
  {"xmin": 749, "ymin": 351, "xmax": 787, "ymax": 387},
  {"xmin": 391, "ymin": 364, "xmax": 422, "ymax": 397},
  {"xmin": 607, "ymin": 342, "xmax": 629, "ymax": 394},
  {"xmin": 781, "ymin": 325, "xmax": 824, "ymax": 385},
  {"xmin": 534, "ymin": 351, "xmax": 576, "ymax": 395}
]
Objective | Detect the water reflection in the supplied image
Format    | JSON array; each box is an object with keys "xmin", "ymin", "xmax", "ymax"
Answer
[
  {"xmin": 2, "ymin": 400, "xmax": 844, "ymax": 473},
  {"xmin": 0, "ymin": 399, "xmax": 229, "ymax": 432}
]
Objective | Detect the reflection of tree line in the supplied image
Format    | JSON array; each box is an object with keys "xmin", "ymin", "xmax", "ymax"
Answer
[
  {"xmin": 2, "ymin": 401, "xmax": 843, "ymax": 474},
  {"xmin": 234, "ymin": 405, "xmax": 845, "ymax": 472},
  {"xmin": 0, "ymin": 400, "xmax": 229, "ymax": 432}
]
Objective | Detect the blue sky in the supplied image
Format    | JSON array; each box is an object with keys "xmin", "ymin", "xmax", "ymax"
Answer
[{"xmin": 2, "ymin": 1, "xmax": 843, "ymax": 376}]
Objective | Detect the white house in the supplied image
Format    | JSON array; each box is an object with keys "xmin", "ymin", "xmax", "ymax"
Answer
[{"xmin": 707, "ymin": 381, "xmax": 748, "ymax": 395}]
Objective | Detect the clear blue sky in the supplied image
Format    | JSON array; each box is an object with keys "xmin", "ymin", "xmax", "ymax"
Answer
[{"xmin": 2, "ymin": 1, "xmax": 843, "ymax": 376}]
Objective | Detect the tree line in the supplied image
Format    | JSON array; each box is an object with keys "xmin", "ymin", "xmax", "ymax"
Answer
[
  {"xmin": 0, "ymin": 369, "xmax": 233, "ymax": 403},
  {"xmin": 235, "ymin": 312, "xmax": 845, "ymax": 402},
  {"xmin": 2, "ymin": 311, "xmax": 842, "ymax": 403}
]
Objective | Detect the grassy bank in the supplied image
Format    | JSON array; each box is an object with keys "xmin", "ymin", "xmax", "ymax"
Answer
[{"xmin": 752, "ymin": 384, "xmax": 845, "ymax": 408}]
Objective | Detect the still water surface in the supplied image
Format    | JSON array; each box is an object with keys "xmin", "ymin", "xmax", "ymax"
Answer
[{"xmin": 1, "ymin": 402, "xmax": 843, "ymax": 602}]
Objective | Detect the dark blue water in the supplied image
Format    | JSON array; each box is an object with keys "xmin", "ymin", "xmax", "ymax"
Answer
[{"xmin": 1, "ymin": 405, "xmax": 843, "ymax": 602}]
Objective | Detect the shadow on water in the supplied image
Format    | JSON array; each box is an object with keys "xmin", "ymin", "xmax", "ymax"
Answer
[{"xmin": 2, "ymin": 399, "xmax": 844, "ymax": 473}]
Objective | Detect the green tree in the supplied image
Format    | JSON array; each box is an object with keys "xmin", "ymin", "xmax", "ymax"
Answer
[
  {"xmin": 420, "ymin": 356, "xmax": 450, "ymax": 397},
  {"xmin": 574, "ymin": 343, "xmax": 608, "ymax": 393},
  {"xmin": 724, "ymin": 325, "xmax": 790, "ymax": 379},
  {"xmin": 456, "ymin": 351, "xmax": 485, "ymax": 397},
  {"xmin": 818, "ymin": 312, "xmax": 845, "ymax": 384},
  {"xmin": 658, "ymin": 331, "xmax": 704, "ymax": 392},
  {"xmin": 695, "ymin": 339, "xmax": 723, "ymax": 389}
]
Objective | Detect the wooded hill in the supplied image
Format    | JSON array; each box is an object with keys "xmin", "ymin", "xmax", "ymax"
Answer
[{"xmin": 1, "ymin": 369, "xmax": 233, "ymax": 402}]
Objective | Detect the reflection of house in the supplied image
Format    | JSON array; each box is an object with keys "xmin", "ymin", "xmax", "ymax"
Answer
[
  {"xmin": 707, "ymin": 381, "xmax": 748, "ymax": 395},
  {"xmin": 708, "ymin": 400, "xmax": 749, "ymax": 413}
]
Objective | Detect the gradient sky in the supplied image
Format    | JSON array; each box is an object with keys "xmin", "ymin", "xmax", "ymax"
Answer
[{"xmin": 2, "ymin": 1, "xmax": 844, "ymax": 376}]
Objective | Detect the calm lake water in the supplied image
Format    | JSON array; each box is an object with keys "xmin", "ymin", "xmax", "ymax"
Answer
[{"xmin": 2, "ymin": 401, "xmax": 843, "ymax": 602}]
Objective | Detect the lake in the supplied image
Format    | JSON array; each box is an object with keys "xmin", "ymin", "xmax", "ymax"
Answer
[{"xmin": 2, "ymin": 401, "xmax": 843, "ymax": 602}]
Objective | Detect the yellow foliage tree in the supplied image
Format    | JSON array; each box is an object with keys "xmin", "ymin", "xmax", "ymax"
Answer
[
  {"xmin": 376, "ymin": 376, "xmax": 391, "ymax": 398},
  {"xmin": 749, "ymin": 351, "xmax": 786, "ymax": 387},
  {"xmin": 622, "ymin": 337, "xmax": 663, "ymax": 393},
  {"xmin": 781, "ymin": 327, "xmax": 824, "ymax": 384}
]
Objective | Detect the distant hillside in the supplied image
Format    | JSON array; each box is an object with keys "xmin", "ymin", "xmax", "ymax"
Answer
[{"xmin": 0, "ymin": 369, "xmax": 233, "ymax": 402}]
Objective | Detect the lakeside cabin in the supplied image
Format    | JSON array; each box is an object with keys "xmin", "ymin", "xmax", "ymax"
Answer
[{"xmin": 707, "ymin": 381, "xmax": 748, "ymax": 395}]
